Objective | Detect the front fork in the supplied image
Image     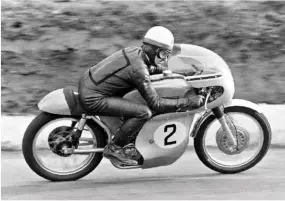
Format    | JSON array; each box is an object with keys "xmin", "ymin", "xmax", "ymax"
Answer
[{"xmin": 212, "ymin": 107, "xmax": 237, "ymax": 147}]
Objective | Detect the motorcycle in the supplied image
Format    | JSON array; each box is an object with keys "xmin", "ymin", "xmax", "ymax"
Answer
[{"xmin": 22, "ymin": 56, "xmax": 272, "ymax": 182}]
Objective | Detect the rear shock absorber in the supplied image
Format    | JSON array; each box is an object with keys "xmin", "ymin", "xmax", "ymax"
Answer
[{"xmin": 72, "ymin": 114, "xmax": 87, "ymax": 148}]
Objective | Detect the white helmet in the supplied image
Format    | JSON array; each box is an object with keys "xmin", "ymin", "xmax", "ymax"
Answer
[{"xmin": 143, "ymin": 26, "xmax": 174, "ymax": 50}]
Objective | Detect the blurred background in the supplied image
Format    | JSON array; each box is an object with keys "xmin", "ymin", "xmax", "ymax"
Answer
[{"xmin": 1, "ymin": 0, "xmax": 285, "ymax": 115}]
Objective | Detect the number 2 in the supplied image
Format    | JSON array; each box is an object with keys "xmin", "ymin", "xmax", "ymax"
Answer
[{"xmin": 164, "ymin": 124, "xmax": 177, "ymax": 146}]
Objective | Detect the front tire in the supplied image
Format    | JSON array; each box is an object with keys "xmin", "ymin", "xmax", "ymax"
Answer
[
  {"xmin": 22, "ymin": 112, "xmax": 107, "ymax": 181},
  {"xmin": 194, "ymin": 106, "xmax": 271, "ymax": 174}
]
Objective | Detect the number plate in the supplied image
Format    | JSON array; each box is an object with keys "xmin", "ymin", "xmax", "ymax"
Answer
[{"xmin": 153, "ymin": 122, "xmax": 187, "ymax": 149}]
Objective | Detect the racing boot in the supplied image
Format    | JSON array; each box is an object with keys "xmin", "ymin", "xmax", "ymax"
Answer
[
  {"xmin": 123, "ymin": 143, "xmax": 142, "ymax": 163},
  {"xmin": 103, "ymin": 142, "xmax": 138, "ymax": 166}
]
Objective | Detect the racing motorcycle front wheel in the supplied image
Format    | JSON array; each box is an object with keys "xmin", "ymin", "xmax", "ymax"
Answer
[
  {"xmin": 22, "ymin": 112, "xmax": 107, "ymax": 181},
  {"xmin": 194, "ymin": 106, "xmax": 271, "ymax": 174}
]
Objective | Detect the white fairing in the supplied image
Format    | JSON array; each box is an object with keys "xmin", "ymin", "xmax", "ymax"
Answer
[
  {"xmin": 38, "ymin": 88, "xmax": 71, "ymax": 115},
  {"xmin": 169, "ymin": 44, "xmax": 233, "ymax": 76},
  {"xmin": 168, "ymin": 44, "xmax": 235, "ymax": 110},
  {"xmin": 225, "ymin": 99, "xmax": 263, "ymax": 113},
  {"xmin": 136, "ymin": 112, "xmax": 195, "ymax": 168}
]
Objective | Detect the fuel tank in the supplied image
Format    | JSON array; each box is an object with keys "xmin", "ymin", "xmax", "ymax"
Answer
[{"xmin": 123, "ymin": 74, "xmax": 192, "ymax": 104}]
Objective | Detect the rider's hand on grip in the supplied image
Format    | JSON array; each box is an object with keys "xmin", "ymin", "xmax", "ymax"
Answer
[{"xmin": 188, "ymin": 95, "xmax": 205, "ymax": 109}]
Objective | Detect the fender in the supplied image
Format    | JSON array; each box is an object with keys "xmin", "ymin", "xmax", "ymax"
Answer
[
  {"xmin": 190, "ymin": 99, "xmax": 263, "ymax": 138},
  {"xmin": 224, "ymin": 99, "xmax": 263, "ymax": 113},
  {"xmin": 190, "ymin": 110, "xmax": 213, "ymax": 138}
]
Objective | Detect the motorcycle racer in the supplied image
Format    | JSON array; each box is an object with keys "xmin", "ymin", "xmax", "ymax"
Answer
[{"xmin": 77, "ymin": 26, "xmax": 204, "ymax": 165}]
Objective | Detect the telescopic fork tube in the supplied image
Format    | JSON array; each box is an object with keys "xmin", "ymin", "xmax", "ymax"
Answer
[{"xmin": 212, "ymin": 107, "xmax": 237, "ymax": 147}]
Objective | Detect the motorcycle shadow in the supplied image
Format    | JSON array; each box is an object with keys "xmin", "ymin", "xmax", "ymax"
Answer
[{"xmin": 83, "ymin": 172, "xmax": 222, "ymax": 186}]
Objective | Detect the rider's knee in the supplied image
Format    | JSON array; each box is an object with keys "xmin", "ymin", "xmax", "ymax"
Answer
[{"xmin": 140, "ymin": 107, "xmax": 152, "ymax": 120}]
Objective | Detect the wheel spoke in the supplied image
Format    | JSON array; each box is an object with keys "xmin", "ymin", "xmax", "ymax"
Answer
[
  {"xmin": 203, "ymin": 112, "xmax": 265, "ymax": 168},
  {"xmin": 33, "ymin": 118, "xmax": 98, "ymax": 175}
]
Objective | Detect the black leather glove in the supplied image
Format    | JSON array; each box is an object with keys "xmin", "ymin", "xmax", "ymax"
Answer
[
  {"xmin": 187, "ymin": 95, "xmax": 205, "ymax": 109},
  {"xmin": 175, "ymin": 95, "xmax": 204, "ymax": 111}
]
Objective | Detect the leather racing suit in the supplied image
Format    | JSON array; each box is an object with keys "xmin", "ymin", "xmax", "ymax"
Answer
[{"xmin": 78, "ymin": 46, "xmax": 191, "ymax": 145}]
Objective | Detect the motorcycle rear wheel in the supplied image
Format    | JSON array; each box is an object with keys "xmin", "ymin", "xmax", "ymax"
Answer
[
  {"xmin": 22, "ymin": 112, "xmax": 107, "ymax": 181},
  {"xmin": 194, "ymin": 106, "xmax": 271, "ymax": 174}
]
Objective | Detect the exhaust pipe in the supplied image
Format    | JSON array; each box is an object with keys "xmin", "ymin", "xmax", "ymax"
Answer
[
  {"xmin": 73, "ymin": 148, "xmax": 104, "ymax": 154},
  {"xmin": 63, "ymin": 148, "xmax": 104, "ymax": 154}
]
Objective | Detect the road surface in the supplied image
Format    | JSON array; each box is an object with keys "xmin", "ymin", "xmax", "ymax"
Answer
[{"xmin": 2, "ymin": 148, "xmax": 285, "ymax": 200}]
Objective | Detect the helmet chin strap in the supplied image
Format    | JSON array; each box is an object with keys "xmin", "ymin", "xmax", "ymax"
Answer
[{"xmin": 141, "ymin": 49, "xmax": 157, "ymax": 67}]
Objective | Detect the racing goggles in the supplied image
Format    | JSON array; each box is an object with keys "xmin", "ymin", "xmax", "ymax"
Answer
[{"xmin": 156, "ymin": 49, "xmax": 171, "ymax": 60}]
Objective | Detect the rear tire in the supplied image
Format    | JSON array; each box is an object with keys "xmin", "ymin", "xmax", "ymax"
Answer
[
  {"xmin": 22, "ymin": 112, "xmax": 107, "ymax": 181},
  {"xmin": 194, "ymin": 106, "xmax": 271, "ymax": 174}
]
